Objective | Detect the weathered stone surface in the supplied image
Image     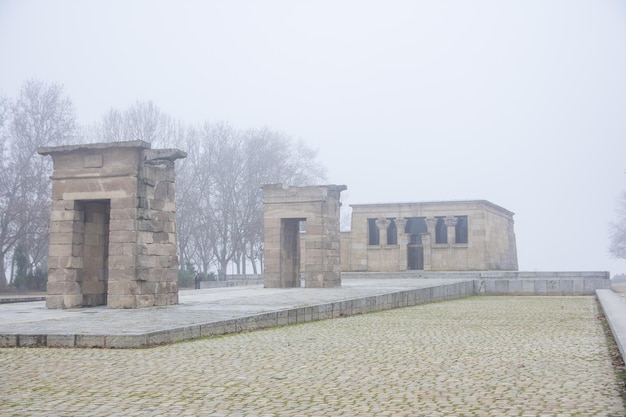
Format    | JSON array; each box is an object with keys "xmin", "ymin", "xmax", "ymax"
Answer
[
  {"xmin": 38, "ymin": 140, "xmax": 186, "ymax": 309},
  {"xmin": 262, "ymin": 184, "xmax": 346, "ymax": 288},
  {"xmin": 343, "ymin": 200, "xmax": 518, "ymax": 273}
]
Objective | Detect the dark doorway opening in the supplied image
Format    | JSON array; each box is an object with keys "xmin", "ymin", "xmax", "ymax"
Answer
[
  {"xmin": 406, "ymin": 217, "xmax": 427, "ymax": 270},
  {"xmin": 407, "ymin": 245, "xmax": 424, "ymax": 270},
  {"xmin": 280, "ymin": 218, "xmax": 305, "ymax": 287},
  {"xmin": 76, "ymin": 200, "xmax": 110, "ymax": 306}
]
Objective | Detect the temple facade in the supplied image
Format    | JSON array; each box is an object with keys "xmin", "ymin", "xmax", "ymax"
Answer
[{"xmin": 340, "ymin": 200, "xmax": 518, "ymax": 272}]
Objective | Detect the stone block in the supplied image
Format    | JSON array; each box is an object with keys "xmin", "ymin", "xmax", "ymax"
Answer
[
  {"xmin": 495, "ymin": 279, "xmax": 509, "ymax": 294},
  {"xmin": 18, "ymin": 334, "xmax": 47, "ymax": 347},
  {"xmin": 137, "ymin": 255, "xmax": 157, "ymax": 269},
  {"xmin": 201, "ymin": 322, "xmax": 225, "ymax": 337},
  {"xmin": 108, "ymin": 266, "xmax": 136, "ymax": 281},
  {"xmin": 0, "ymin": 334, "xmax": 18, "ymax": 348},
  {"xmin": 50, "ymin": 220, "xmax": 76, "ymax": 234},
  {"xmin": 108, "ymin": 255, "xmax": 136, "ymax": 269},
  {"xmin": 287, "ymin": 308, "xmax": 298, "ymax": 324},
  {"xmin": 75, "ymin": 335, "xmax": 106, "ymax": 348},
  {"xmin": 48, "ymin": 243, "xmax": 73, "ymax": 257},
  {"xmin": 109, "ymin": 230, "xmax": 137, "ymax": 243},
  {"xmin": 110, "ymin": 197, "xmax": 138, "ymax": 209},
  {"xmin": 107, "ymin": 281, "xmax": 138, "ymax": 297},
  {"xmin": 560, "ymin": 279, "xmax": 574, "ymax": 294},
  {"xmin": 109, "ymin": 219, "xmax": 137, "ymax": 232},
  {"xmin": 546, "ymin": 280, "xmax": 560, "ymax": 294},
  {"xmin": 105, "ymin": 335, "xmax": 147, "ymax": 349},
  {"xmin": 183, "ymin": 325, "xmax": 202, "ymax": 340},
  {"xmin": 276, "ymin": 310, "xmax": 289, "ymax": 325},
  {"xmin": 521, "ymin": 279, "xmax": 535, "ymax": 294},
  {"xmin": 107, "ymin": 295, "xmax": 137, "ymax": 309},
  {"xmin": 110, "ymin": 208, "xmax": 137, "ymax": 220},
  {"xmin": 222, "ymin": 319, "xmax": 238, "ymax": 334},
  {"xmin": 148, "ymin": 328, "xmax": 183, "ymax": 346},
  {"xmin": 534, "ymin": 280, "xmax": 547, "ymax": 294},
  {"xmin": 47, "ymin": 334, "xmax": 76, "ymax": 348},
  {"xmin": 508, "ymin": 279, "xmax": 522, "ymax": 294},
  {"xmin": 50, "ymin": 209, "xmax": 77, "ymax": 222}
]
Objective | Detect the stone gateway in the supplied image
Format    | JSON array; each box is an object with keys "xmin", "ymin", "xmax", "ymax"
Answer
[
  {"xmin": 262, "ymin": 184, "xmax": 346, "ymax": 288},
  {"xmin": 38, "ymin": 141, "xmax": 186, "ymax": 309}
]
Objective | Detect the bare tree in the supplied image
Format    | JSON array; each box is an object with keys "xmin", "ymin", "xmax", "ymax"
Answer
[
  {"xmin": 240, "ymin": 127, "xmax": 326, "ymax": 272},
  {"xmin": 86, "ymin": 101, "xmax": 175, "ymax": 147},
  {"xmin": 610, "ymin": 190, "xmax": 626, "ymax": 260},
  {"xmin": 0, "ymin": 80, "xmax": 76, "ymax": 288},
  {"xmin": 88, "ymin": 101, "xmax": 326, "ymax": 278}
]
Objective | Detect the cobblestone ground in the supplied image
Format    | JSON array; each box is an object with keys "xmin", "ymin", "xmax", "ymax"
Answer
[{"xmin": 0, "ymin": 296, "xmax": 624, "ymax": 417}]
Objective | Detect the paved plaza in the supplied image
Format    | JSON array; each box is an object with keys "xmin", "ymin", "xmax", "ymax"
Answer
[{"xmin": 1, "ymin": 295, "xmax": 624, "ymax": 417}]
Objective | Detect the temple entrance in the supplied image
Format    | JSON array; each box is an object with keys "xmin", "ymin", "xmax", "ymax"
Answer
[
  {"xmin": 280, "ymin": 218, "xmax": 305, "ymax": 287},
  {"xmin": 76, "ymin": 200, "xmax": 110, "ymax": 306},
  {"xmin": 407, "ymin": 245, "xmax": 424, "ymax": 270},
  {"xmin": 406, "ymin": 217, "xmax": 427, "ymax": 271}
]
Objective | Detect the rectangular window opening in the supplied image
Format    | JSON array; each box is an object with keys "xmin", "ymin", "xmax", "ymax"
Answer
[
  {"xmin": 368, "ymin": 218, "xmax": 380, "ymax": 245},
  {"xmin": 455, "ymin": 215, "xmax": 468, "ymax": 244},
  {"xmin": 435, "ymin": 217, "xmax": 447, "ymax": 244}
]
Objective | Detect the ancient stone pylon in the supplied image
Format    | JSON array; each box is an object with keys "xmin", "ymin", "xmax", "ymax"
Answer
[
  {"xmin": 262, "ymin": 184, "xmax": 346, "ymax": 288},
  {"xmin": 38, "ymin": 141, "xmax": 186, "ymax": 309}
]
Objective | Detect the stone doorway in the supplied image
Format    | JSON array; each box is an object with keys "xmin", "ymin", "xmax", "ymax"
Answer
[
  {"xmin": 77, "ymin": 200, "xmax": 110, "ymax": 306},
  {"xmin": 407, "ymin": 245, "xmax": 424, "ymax": 270},
  {"xmin": 279, "ymin": 218, "xmax": 305, "ymax": 287}
]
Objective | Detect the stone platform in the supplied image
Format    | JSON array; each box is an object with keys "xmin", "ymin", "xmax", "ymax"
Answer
[
  {"xmin": 0, "ymin": 278, "xmax": 473, "ymax": 348},
  {"xmin": 0, "ymin": 273, "xmax": 619, "ymax": 351}
]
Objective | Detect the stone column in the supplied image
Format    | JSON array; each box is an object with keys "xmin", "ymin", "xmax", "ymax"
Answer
[
  {"xmin": 425, "ymin": 217, "xmax": 437, "ymax": 242},
  {"xmin": 445, "ymin": 216, "xmax": 458, "ymax": 245},
  {"xmin": 423, "ymin": 217, "xmax": 437, "ymax": 271},
  {"xmin": 394, "ymin": 218, "xmax": 408, "ymax": 244},
  {"xmin": 394, "ymin": 217, "xmax": 408, "ymax": 269},
  {"xmin": 375, "ymin": 218, "xmax": 391, "ymax": 246}
]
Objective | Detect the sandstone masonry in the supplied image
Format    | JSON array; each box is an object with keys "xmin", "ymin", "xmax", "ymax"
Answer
[
  {"xmin": 38, "ymin": 140, "xmax": 186, "ymax": 309},
  {"xmin": 342, "ymin": 200, "xmax": 518, "ymax": 272},
  {"xmin": 262, "ymin": 184, "xmax": 346, "ymax": 288}
]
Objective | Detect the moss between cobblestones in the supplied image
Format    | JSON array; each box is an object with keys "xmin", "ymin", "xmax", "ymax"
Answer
[{"xmin": 597, "ymin": 300, "xmax": 626, "ymax": 408}]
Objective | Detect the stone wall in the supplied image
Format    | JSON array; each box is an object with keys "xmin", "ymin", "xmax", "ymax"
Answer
[{"xmin": 342, "ymin": 271, "xmax": 611, "ymax": 295}]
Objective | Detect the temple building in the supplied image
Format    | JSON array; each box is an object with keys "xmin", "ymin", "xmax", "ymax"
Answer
[{"xmin": 340, "ymin": 200, "xmax": 518, "ymax": 272}]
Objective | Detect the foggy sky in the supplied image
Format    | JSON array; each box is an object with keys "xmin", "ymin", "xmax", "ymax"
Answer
[{"xmin": 1, "ymin": 0, "xmax": 625, "ymax": 275}]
